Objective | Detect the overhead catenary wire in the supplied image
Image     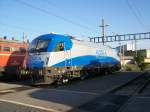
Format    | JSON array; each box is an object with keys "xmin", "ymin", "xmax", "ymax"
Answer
[
  {"xmin": 130, "ymin": 1, "xmax": 144, "ymax": 21},
  {"xmin": 44, "ymin": 0, "xmax": 60, "ymax": 9},
  {"xmin": 126, "ymin": 0, "xmax": 149, "ymax": 31},
  {"xmin": 16, "ymin": 0, "xmax": 95, "ymax": 32},
  {"xmin": 129, "ymin": 0, "xmax": 150, "ymax": 31}
]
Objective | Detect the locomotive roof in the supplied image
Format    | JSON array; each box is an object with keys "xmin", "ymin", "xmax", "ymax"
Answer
[
  {"xmin": 34, "ymin": 33, "xmax": 112, "ymax": 49},
  {"xmin": 0, "ymin": 38, "xmax": 27, "ymax": 44},
  {"xmin": 36, "ymin": 33, "xmax": 70, "ymax": 40},
  {"xmin": 72, "ymin": 39, "xmax": 112, "ymax": 49}
]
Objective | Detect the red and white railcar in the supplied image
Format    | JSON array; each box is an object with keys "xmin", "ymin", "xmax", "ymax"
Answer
[{"xmin": 0, "ymin": 38, "xmax": 28, "ymax": 76}]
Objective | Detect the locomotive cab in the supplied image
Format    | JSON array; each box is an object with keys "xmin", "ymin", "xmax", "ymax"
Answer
[
  {"xmin": 27, "ymin": 34, "xmax": 73, "ymax": 83},
  {"xmin": 27, "ymin": 34, "xmax": 72, "ymax": 69}
]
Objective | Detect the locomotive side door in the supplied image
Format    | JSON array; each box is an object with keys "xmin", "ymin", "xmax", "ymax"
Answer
[
  {"xmin": 64, "ymin": 42, "xmax": 72, "ymax": 67},
  {"xmin": 54, "ymin": 42, "xmax": 72, "ymax": 67}
]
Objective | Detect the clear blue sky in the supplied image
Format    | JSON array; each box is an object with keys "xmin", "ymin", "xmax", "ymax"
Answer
[{"xmin": 0, "ymin": 0, "xmax": 150, "ymax": 49}]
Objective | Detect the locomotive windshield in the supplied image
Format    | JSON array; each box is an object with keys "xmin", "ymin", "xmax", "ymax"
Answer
[{"xmin": 29, "ymin": 39, "xmax": 51, "ymax": 53}]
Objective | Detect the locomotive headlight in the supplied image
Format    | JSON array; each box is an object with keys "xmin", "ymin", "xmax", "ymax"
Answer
[{"xmin": 45, "ymin": 57, "xmax": 49, "ymax": 65}]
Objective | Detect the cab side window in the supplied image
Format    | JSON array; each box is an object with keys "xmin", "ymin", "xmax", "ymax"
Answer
[{"xmin": 54, "ymin": 42, "xmax": 64, "ymax": 52}]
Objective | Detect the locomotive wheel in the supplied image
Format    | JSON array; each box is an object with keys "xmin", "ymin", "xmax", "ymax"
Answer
[
  {"xmin": 80, "ymin": 75, "xmax": 86, "ymax": 80},
  {"xmin": 80, "ymin": 71, "xmax": 88, "ymax": 80},
  {"xmin": 57, "ymin": 76, "xmax": 69, "ymax": 85},
  {"xmin": 62, "ymin": 78, "xmax": 69, "ymax": 83},
  {"xmin": 104, "ymin": 68, "xmax": 113, "ymax": 75},
  {"xmin": 104, "ymin": 69, "xmax": 109, "ymax": 75}
]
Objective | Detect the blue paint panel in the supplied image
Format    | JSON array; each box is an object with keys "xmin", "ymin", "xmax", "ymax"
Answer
[
  {"xmin": 27, "ymin": 56, "xmax": 44, "ymax": 69},
  {"xmin": 53, "ymin": 55, "xmax": 120, "ymax": 67}
]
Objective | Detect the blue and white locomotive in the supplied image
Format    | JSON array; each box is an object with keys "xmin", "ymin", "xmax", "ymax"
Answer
[{"xmin": 27, "ymin": 33, "xmax": 121, "ymax": 84}]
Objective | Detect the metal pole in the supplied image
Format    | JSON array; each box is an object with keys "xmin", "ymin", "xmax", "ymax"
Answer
[
  {"xmin": 99, "ymin": 18, "xmax": 109, "ymax": 45},
  {"xmin": 135, "ymin": 39, "xmax": 137, "ymax": 57},
  {"xmin": 23, "ymin": 32, "xmax": 25, "ymax": 42},
  {"xmin": 123, "ymin": 45, "xmax": 125, "ymax": 66},
  {"xmin": 102, "ymin": 19, "xmax": 105, "ymax": 45},
  {"xmin": 134, "ymin": 35, "xmax": 137, "ymax": 57}
]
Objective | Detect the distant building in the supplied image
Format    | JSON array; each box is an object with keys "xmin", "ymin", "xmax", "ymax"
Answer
[
  {"xmin": 116, "ymin": 43, "xmax": 150, "ymax": 65},
  {"xmin": 141, "ymin": 49, "xmax": 150, "ymax": 63},
  {"xmin": 116, "ymin": 43, "xmax": 135, "ymax": 53}
]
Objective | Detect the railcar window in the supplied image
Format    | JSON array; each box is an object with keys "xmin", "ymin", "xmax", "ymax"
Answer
[
  {"xmin": 29, "ymin": 39, "xmax": 38, "ymax": 53},
  {"xmin": 3, "ymin": 47, "xmax": 10, "ymax": 52},
  {"xmin": 20, "ymin": 47, "xmax": 26, "ymax": 53},
  {"xmin": 36, "ymin": 39, "xmax": 50, "ymax": 52},
  {"xmin": 36, "ymin": 40, "xmax": 49, "ymax": 49},
  {"xmin": 29, "ymin": 39, "xmax": 49, "ymax": 53},
  {"xmin": 12, "ymin": 47, "xmax": 19, "ymax": 52},
  {"xmin": 54, "ymin": 42, "xmax": 64, "ymax": 52},
  {"xmin": 30, "ymin": 40, "xmax": 38, "ymax": 49}
]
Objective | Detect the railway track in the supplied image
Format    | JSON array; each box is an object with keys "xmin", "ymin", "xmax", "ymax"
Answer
[
  {"xmin": 79, "ymin": 71, "xmax": 150, "ymax": 112},
  {"xmin": 109, "ymin": 71, "xmax": 150, "ymax": 95}
]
